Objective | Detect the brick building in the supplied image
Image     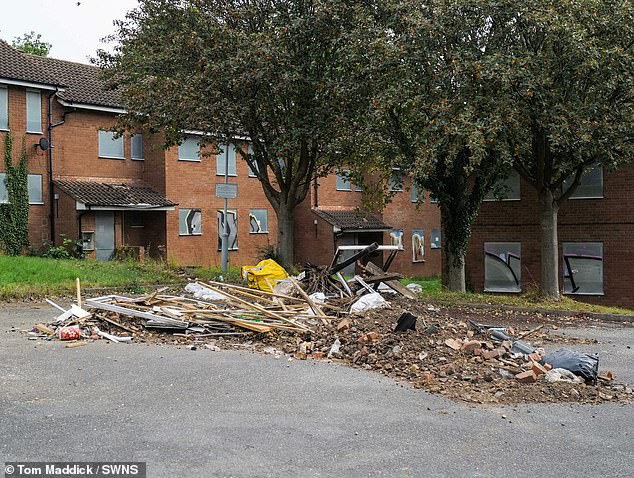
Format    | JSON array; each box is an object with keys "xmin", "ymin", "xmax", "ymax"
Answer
[
  {"xmin": 466, "ymin": 167, "xmax": 634, "ymax": 308},
  {"xmin": 0, "ymin": 41, "xmax": 441, "ymax": 275}
]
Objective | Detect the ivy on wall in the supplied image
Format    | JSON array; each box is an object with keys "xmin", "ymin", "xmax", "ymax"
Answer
[{"xmin": 0, "ymin": 132, "xmax": 30, "ymax": 255}]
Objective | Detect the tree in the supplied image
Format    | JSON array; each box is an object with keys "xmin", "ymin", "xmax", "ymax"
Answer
[
  {"xmin": 97, "ymin": 0, "xmax": 375, "ymax": 267},
  {"xmin": 12, "ymin": 31, "xmax": 52, "ymax": 56},
  {"xmin": 492, "ymin": 1, "xmax": 634, "ymax": 299},
  {"xmin": 365, "ymin": 0, "xmax": 516, "ymax": 291}
]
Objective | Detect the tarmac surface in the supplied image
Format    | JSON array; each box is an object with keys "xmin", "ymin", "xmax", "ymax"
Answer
[{"xmin": 1, "ymin": 303, "xmax": 633, "ymax": 477}]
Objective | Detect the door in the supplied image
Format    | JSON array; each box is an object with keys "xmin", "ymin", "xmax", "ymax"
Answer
[{"xmin": 95, "ymin": 212, "xmax": 115, "ymax": 261}]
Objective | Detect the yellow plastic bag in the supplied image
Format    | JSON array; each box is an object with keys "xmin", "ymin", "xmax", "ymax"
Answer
[{"xmin": 241, "ymin": 259, "xmax": 288, "ymax": 292}]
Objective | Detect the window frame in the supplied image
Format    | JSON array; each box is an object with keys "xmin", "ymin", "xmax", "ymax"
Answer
[
  {"xmin": 484, "ymin": 242, "xmax": 522, "ymax": 293},
  {"xmin": 249, "ymin": 209, "xmax": 269, "ymax": 234},
  {"xmin": 389, "ymin": 168, "xmax": 403, "ymax": 192},
  {"xmin": 0, "ymin": 85, "xmax": 8, "ymax": 131},
  {"xmin": 178, "ymin": 208, "xmax": 202, "ymax": 236},
  {"xmin": 178, "ymin": 137, "xmax": 201, "ymax": 162},
  {"xmin": 430, "ymin": 228, "xmax": 442, "ymax": 249},
  {"xmin": 131, "ymin": 134, "xmax": 144, "ymax": 161},
  {"xmin": 98, "ymin": 130, "xmax": 125, "ymax": 160},
  {"xmin": 26, "ymin": 89, "xmax": 42, "ymax": 134},
  {"xmin": 412, "ymin": 229, "xmax": 425, "ymax": 263}
]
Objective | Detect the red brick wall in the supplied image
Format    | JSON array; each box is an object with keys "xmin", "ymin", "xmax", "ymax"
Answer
[{"xmin": 467, "ymin": 166, "xmax": 634, "ymax": 307}]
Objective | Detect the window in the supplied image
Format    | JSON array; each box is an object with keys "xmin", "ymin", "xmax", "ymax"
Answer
[
  {"xmin": 430, "ymin": 229, "xmax": 441, "ymax": 249},
  {"xmin": 247, "ymin": 146, "xmax": 258, "ymax": 177},
  {"xmin": 336, "ymin": 170, "xmax": 352, "ymax": 191},
  {"xmin": 216, "ymin": 143, "xmax": 237, "ymax": 176},
  {"xmin": 178, "ymin": 137, "xmax": 200, "ymax": 161},
  {"xmin": 0, "ymin": 173, "xmax": 7, "ymax": 203},
  {"xmin": 131, "ymin": 134, "xmax": 144, "ymax": 160},
  {"xmin": 179, "ymin": 208, "xmax": 202, "ymax": 235},
  {"xmin": 26, "ymin": 89, "xmax": 42, "ymax": 133},
  {"xmin": 81, "ymin": 232, "xmax": 95, "ymax": 251},
  {"xmin": 28, "ymin": 174, "xmax": 42, "ymax": 204},
  {"xmin": 217, "ymin": 209, "xmax": 238, "ymax": 250},
  {"xmin": 563, "ymin": 242, "xmax": 603, "ymax": 295},
  {"xmin": 485, "ymin": 170, "xmax": 521, "ymax": 201},
  {"xmin": 389, "ymin": 169, "xmax": 403, "ymax": 192},
  {"xmin": 484, "ymin": 242, "xmax": 521, "ymax": 293},
  {"xmin": 412, "ymin": 184, "xmax": 423, "ymax": 203},
  {"xmin": 249, "ymin": 209, "xmax": 268, "ymax": 233},
  {"xmin": 412, "ymin": 229, "xmax": 425, "ymax": 262},
  {"xmin": 390, "ymin": 229, "xmax": 404, "ymax": 250},
  {"xmin": 127, "ymin": 212, "xmax": 144, "ymax": 228},
  {"xmin": 564, "ymin": 166, "xmax": 603, "ymax": 199},
  {"xmin": 0, "ymin": 86, "xmax": 7, "ymax": 130},
  {"xmin": 98, "ymin": 131, "xmax": 125, "ymax": 159}
]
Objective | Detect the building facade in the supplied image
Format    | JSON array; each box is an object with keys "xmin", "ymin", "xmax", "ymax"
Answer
[
  {"xmin": 466, "ymin": 166, "xmax": 634, "ymax": 308},
  {"xmin": 0, "ymin": 41, "xmax": 441, "ymax": 275}
]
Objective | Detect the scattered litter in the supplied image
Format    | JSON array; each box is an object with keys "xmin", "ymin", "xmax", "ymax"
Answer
[
  {"xmin": 394, "ymin": 312, "xmax": 417, "ymax": 332},
  {"xmin": 544, "ymin": 368, "xmax": 585, "ymax": 384},
  {"xmin": 350, "ymin": 292, "xmax": 389, "ymax": 313},
  {"xmin": 541, "ymin": 349, "xmax": 599, "ymax": 383},
  {"xmin": 406, "ymin": 283, "xmax": 423, "ymax": 294}
]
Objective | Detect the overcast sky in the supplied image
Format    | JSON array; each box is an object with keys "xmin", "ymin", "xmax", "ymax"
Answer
[{"xmin": 1, "ymin": 0, "xmax": 139, "ymax": 63}]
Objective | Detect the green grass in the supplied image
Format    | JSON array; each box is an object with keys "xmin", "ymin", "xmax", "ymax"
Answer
[
  {"xmin": 414, "ymin": 283, "xmax": 634, "ymax": 316},
  {"xmin": 0, "ymin": 256, "xmax": 183, "ymax": 300},
  {"xmin": 400, "ymin": 275, "xmax": 443, "ymax": 293}
]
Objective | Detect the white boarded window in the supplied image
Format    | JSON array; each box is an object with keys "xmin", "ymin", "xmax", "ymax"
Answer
[
  {"xmin": 249, "ymin": 209, "xmax": 268, "ymax": 233},
  {"xmin": 178, "ymin": 137, "xmax": 200, "ymax": 161},
  {"xmin": 564, "ymin": 167, "xmax": 603, "ymax": 199},
  {"xmin": 563, "ymin": 242, "xmax": 604, "ymax": 295},
  {"xmin": 217, "ymin": 209, "xmax": 238, "ymax": 250},
  {"xmin": 430, "ymin": 228, "xmax": 441, "ymax": 248},
  {"xmin": 247, "ymin": 145, "xmax": 258, "ymax": 177},
  {"xmin": 0, "ymin": 86, "xmax": 8, "ymax": 130},
  {"xmin": 217, "ymin": 143, "xmax": 237, "ymax": 176},
  {"xmin": 484, "ymin": 242, "xmax": 521, "ymax": 293},
  {"xmin": 412, "ymin": 229, "xmax": 425, "ymax": 262},
  {"xmin": 412, "ymin": 184, "xmax": 423, "ymax": 203},
  {"xmin": 98, "ymin": 131, "xmax": 124, "ymax": 159},
  {"xmin": 336, "ymin": 170, "xmax": 352, "ymax": 191},
  {"xmin": 390, "ymin": 229, "xmax": 404, "ymax": 250},
  {"xmin": 485, "ymin": 170, "xmax": 521, "ymax": 201},
  {"xmin": 28, "ymin": 174, "xmax": 42, "ymax": 204},
  {"xmin": 179, "ymin": 208, "xmax": 202, "ymax": 235},
  {"xmin": 131, "ymin": 134, "xmax": 143, "ymax": 160},
  {"xmin": 26, "ymin": 89, "xmax": 42, "ymax": 133},
  {"xmin": 0, "ymin": 172, "xmax": 7, "ymax": 203}
]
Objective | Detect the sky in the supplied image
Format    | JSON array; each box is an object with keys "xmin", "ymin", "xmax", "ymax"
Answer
[{"xmin": 1, "ymin": 0, "xmax": 139, "ymax": 63}]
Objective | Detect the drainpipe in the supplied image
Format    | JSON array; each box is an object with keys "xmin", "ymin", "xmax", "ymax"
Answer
[{"xmin": 47, "ymin": 90, "xmax": 56, "ymax": 243}]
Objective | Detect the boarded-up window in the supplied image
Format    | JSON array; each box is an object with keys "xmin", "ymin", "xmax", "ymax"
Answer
[
  {"xmin": 26, "ymin": 89, "xmax": 41, "ymax": 133},
  {"xmin": 249, "ymin": 209, "xmax": 268, "ymax": 233},
  {"xmin": 484, "ymin": 242, "xmax": 521, "ymax": 293},
  {"xmin": 98, "ymin": 131, "xmax": 124, "ymax": 159},
  {"xmin": 389, "ymin": 169, "xmax": 403, "ymax": 192},
  {"xmin": 484, "ymin": 170, "xmax": 521, "ymax": 201},
  {"xmin": 131, "ymin": 134, "xmax": 143, "ymax": 160},
  {"xmin": 336, "ymin": 170, "xmax": 352, "ymax": 191},
  {"xmin": 179, "ymin": 208, "xmax": 202, "ymax": 235},
  {"xmin": 430, "ymin": 229, "xmax": 441, "ymax": 249},
  {"xmin": 217, "ymin": 209, "xmax": 238, "ymax": 250},
  {"xmin": 178, "ymin": 137, "xmax": 200, "ymax": 161},
  {"xmin": 412, "ymin": 229, "xmax": 425, "ymax": 262},
  {"xmin": 0, "ymin": 173, "xmax": 8, "ymax": 203},
  {"xmin": 390, "ymin": 229, "xmax": 404, "ymax": 250},
  {"xmin": 0, "ymin": 87, "xmax": 7, "ymax": 130},
  {"xmin": 217, "ymin": 143, "xmax": 237, "ymax": 176},
  {"xmin": 28, "ymin": 174, "xmax": 42, "ymax": 204},
  {"xmin": 563, "ymin": 242, "xmax": 603, "ymax": 295},
  {"xmin": 564, "ymin": 167, "xmax": 603, "ymax": 199}
]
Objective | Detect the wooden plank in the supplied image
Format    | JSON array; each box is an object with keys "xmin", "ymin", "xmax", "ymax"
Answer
[{"xmin": 364, "ymin": 262, "xmax": 417, "ymax": 299}]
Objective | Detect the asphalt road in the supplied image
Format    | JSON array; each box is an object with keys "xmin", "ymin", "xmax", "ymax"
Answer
[{"xmin": 1, "ymin": 303, "xmax": 633, "ymax": 477}]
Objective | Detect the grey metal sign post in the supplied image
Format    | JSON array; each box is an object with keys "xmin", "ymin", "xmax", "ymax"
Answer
[{"xmin": 220, "ymin": 143, "xmax": 230, "ymax": 274}]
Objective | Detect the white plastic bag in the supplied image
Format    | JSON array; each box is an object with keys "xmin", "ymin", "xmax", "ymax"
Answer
[
  {"xmin": 350, "ymin": 292, "xmax": 389, "ymax": 313},
  {"xmin": 185, "ymin": 283, "xmax": 227, "ymax": 301}
]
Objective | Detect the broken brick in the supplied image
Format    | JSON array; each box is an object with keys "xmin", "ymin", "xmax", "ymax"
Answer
[
  {"xmin": 294, "ymin": 351, "xmax": 308, "ymax": 360},
  {"xmin": 357, "ymin": 331, "xmax": 380, "ymax": 344},
  {"xmin": 528, "ymin": 352, "xmax": 542, "ymax": 363},
  {"xmin": 543, "ymin": 363, "xmax": 553, "ymax": 371},
  {"xmin": 481, "ymin": 349, "xmax": 500, "ymax": 360},
  {"xmin": 460, "ymin": 340, "xmax": 481, "ymax": 353},
  {"xmin": 337, "ymin": 319, "xmax": 351, "ymax": 332},
  {"xmin": 531, "ymin": 361, "xmax": 548, "ymax": 376},
  {"xmin": 420, "ymin": 373, "xmax": 434, "ymax": 382},
  {"xmin": 515, "ymin": 370, "xmax": 538, "ymax": 383},
  {"xmin": 445, "ymin": 339, "xmax": 462, "ymax": 350},
  {"xmin": 311, "ymin": 351, "xmax": 325, "ymax": 360}
]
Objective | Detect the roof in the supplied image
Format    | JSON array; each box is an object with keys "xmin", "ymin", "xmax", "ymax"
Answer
[
  {"xmin": 30, "ymin": 55, "xmax": 122, "ymax": 108},
  {"xmin": 0, "ymin": 39, "xmax": 121, "ymax": 108},
  {"xmin": 55, "ymin": 179, "xmax": 176, "ymax": 209},
  {"xmin": 0, "ymin": 40, "xmax": 61, "ymax": 87},
  {"xmin": 313, "ymin": 209, "xmax": 391, "ymax": 231}
]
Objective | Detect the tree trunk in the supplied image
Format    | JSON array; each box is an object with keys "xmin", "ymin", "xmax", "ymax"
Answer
[
  {"xmin": 446, "ymin": 249, "xmax": 466, "ymax": 292},
  {"xmin": 539, "ymin": 189, "xmax": 560, "ymax": 300},
  {"xmin": 276, "ymin": 202, "xmax": 295, "ymax": 269}
]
